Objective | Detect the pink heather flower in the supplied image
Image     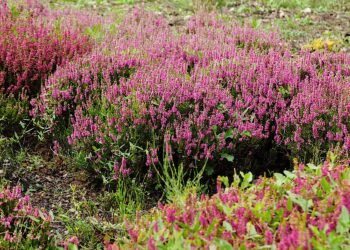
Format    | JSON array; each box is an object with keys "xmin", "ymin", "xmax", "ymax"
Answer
[
  {"xmin": 222, "ymin": 230, "xmax": 232, "ymax": 241},
  {"xmin": 23, "ymin": 195, "xmax": 29, "ymax": 203},
  {"xmin": 265, "ymin": 229, "xmax": 274, "ymax": 245},
  {"xmin": 158, "ymin": 202, "xmax": 165, "ymax": 210},
  {"xmin": 146, "ymin": 151, "xmax": 152, "ymax": 166},
  {"xmin": 293, "ymin": 177, "xmax": 307, "ymax": 194},
  {"xmin": 344, "ymin": 137, "xmax": 350, "ymax": 150},
  {"xmin": 153, "ymin": 222, "xmax": 159, "ymax": 232},
  {"xmin": 104, "ymin": 242, "xmax": 117, "ymax": 250},
  {"xmin": 148, "ymin": 237, "xmax": 157, "ymax": 250},
  {"xmin": 278, "ymin": 226, "xmax": 300, "ymax": 250},
  {"xmin": 199, "ymin": 214, "xmax": 208, "ymax": 227},
  {"xmin": 147, "ymin": 171, "xmax": 153, "ymax": 179},
  {"xmin": 68, "ymin": 236, "xmax": 79, "ymax": 246},
  {"xmin": 125, "ymin": 221, "xmax": 138, "ymax": 243},
  {"xmin": 166, "ymin": 208, "xmax": 176, "ymax": 223},
  {"xmin": 216, "ymin": 178, "xmax": 222, "ymax": 193},
  {"xmin": 120, "ymin": 157, "xmax": 131, "ymax": 176},
  {"xmin": 321, "ymin": 164, "xmax": 330, "ymax": 176},
  {"xmin": 298, "ymin": 163, "xmax": 305, "ymax": 171},
  {"xmin": 4, "ymin": 231, "xmax": 13, "ymax": 242},
  {"xmin": 53, "ymin": 140, "xmax": 60, "ymax": 156},
  {"xmin": 164, "ymin": 134, "xmax": 173, "ymax": 162},
  {"xmin": 113, "ymin": 164, "xmax": 119, "ymax": 180}
]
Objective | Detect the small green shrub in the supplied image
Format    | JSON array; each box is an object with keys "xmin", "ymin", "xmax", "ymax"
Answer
[{"xmin": 0, "ymin": 94, "xmax": 29, "ymax": 137}]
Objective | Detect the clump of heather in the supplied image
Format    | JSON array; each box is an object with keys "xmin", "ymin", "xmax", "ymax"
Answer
[
  {"xmin": 276, "ymin": 51, "xmax": 350, "ymax": 153},
  {"xmin": 33, "ymin": 8, "xmax": 350, "ymax": 176},
  {"xmin": 115, "ymin": 153, "xmax": 350, "ymax": 249},
  {"xmin": 0, "ymin": 0, "xmax": 92, "ymax": 96},
  {"xmin": 0, "ymin": 186, "xmax": 54, "ymax": 248},
  {"xmin": 0, "ymin": 185, "xmax": 81, "ymax": 249}
]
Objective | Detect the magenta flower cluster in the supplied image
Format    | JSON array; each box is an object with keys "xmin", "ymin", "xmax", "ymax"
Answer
[
  {"xmin": 0, "ymin": 185, "xmax": 81, "ymax": 249},
  {"xmin": 116, "ymin": 155, "xmax": 350, "ymax": 249},
  {"xmin": 0, "ymin": 186, "xmax": 53, "ymax": 247},
  {"xmin": 0, "ymin": 0, "xmax": 92, "ymax": 96},
  {"xmin": 32, "ymin": 8, "xmax": 350, "ymax": 171}
]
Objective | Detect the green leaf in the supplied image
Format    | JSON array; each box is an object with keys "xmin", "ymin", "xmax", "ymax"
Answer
[
  {"xmin": 241, "ymin": 130, "xmax": 251, "ymax": 137},
  {"xmin": 207, "ymin": 220, "xmax": 217, "ymax": 235},
  {"xmin": 217, "ymin": 202, "xmax": 233, "ymax": 216},
  {"xmin": 278, "ymin": 86, "xmax": 290, "ymax": 98},
  {"xmin": 224, "ymin": 129, "xmax": 234, "ymax": 139},
  {"xmin": 247, "ymin": 222, "xmax": 258, "ymax": 238},
  {"xmin": 306, "ymin": 163, "xmax": 318, "ymax": 170},
  {"xmin": 274, "ymin": 173, "xmax": 287, "ymax": 186},
  {"xmin": 287, "ymin": 191, "xmax": 313, "ymax": 212},
  {"xmin": 240, "ymin": 172, "xmax": 253, "ymax": 189},
  {"xmin": 68, "ymin": 244, "xmax": 78, "ymax": 250},
  {"xmin": 233, "ymin": 172, "xmax": 241, "ymax": 187},
  {"xmin": 329, "ymin": 235, "xmax": 345, "ymax": 249},
  {"xmin": 28, "ymin": 215, "xmax": 40, "ymax": 223},
  {"xmin": 287, "ymin": 197, "xmax": 293, "ymax": 212},
  {"xmin": 191, "ymin": 214, "xmax": 201, "ymax": 232},
  {"xmin": 221, "ymin": 153, "xmax": 234, "ymax": 162},
  {"xmin": 329, "ymin": 151, "xmax": 336, "ymax": 163},
  {"xmin": 320, "ymin": 177, "xmax": 331, "ymax": 193},
  {"xmin": 263, "ymin": 210, "xmax": 272, "ymax": 223},
  {"xmin": 276, "ymin": 208, "xmax": 284, "ymax": 218},
  {"xmin": 251, "ymin": 18, "xmax": 262, "ymax": 29},
  {"xmin": 213, "ymin": 239, "xmax": 233, "ymax": 250},
  {"xmin": 340, "ymin": 169, "xmax": 350, "ymax": 181},
  {"xmin": 283, "ymin": 170, "xmax": 296, "ymax": 179},
  {"xmin": 205, "ymin": 165, "xmax": 215, "ymax": 176},
  {"xmin": 239, "ymin": 245, "xmax": 247, "ymax": 250},
  {"xmin": 223, "ymin": 221, "xmax": 233, "ymax": 232},
  {"xmin": 218, "ymin": 176, "xmax": 229, "ymax": 188},
  {"xmin": 10, "ymin": 5, "xmax": 20, "ymax": 18},
  {"xmin": 336, "ymin": 206, "xmax": 350, "ymax": 234}
]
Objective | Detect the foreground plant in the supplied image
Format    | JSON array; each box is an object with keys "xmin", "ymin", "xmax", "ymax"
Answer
[
  {"xmin": 114, "ymin": 153, "xmax": 350, "ymax": 249},
  {"xmin": 0, "ymin": 185, "xmax": 81, "ymax": 249},
  {"xmin": 0, "ymin": 186, "xmax": 55, "ymax": 248}
]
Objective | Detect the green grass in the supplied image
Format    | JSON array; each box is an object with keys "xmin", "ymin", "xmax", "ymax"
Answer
[{"xmin": 256, "ymin": 0, "xmax": 349, "ymax": 10}]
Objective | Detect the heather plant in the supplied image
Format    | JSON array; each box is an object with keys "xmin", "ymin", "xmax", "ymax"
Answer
[
  {"xmin": 0, "ymin": 0, "xmax": 92, "ymax": 97},
  {"xmin": 0, "ymin": 185, "xmax": 83, "ymax": 249},
  {"xmin": 0, "ymin": 186, "xmax": 55, "ymax": 249},
  {"xmin": 114, "ymin": 152, "xmax": 350, "ymax": 249},
  {"xmin": 32, "ymin": 8, "xmax": 350, "ymax": 180}
]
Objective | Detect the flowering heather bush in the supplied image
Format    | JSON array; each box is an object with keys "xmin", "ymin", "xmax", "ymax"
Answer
[
  {"xmin": 0, "ymin": 0, "xmax": 92, "ymax": 96},
  {"xmin": 0, "ymin": 186, "xmax": 54, "ymax": 248},
  {"xmin": 0, "ymin": 185, "xmax": 82, "ymax": 249},
  {"xmin": 115, "ymin": 153, "xmax": 350, "ymax": 249},
  {"xmin": 33, "ymin": 8, "xmax": 350, "ymax": 175}
]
